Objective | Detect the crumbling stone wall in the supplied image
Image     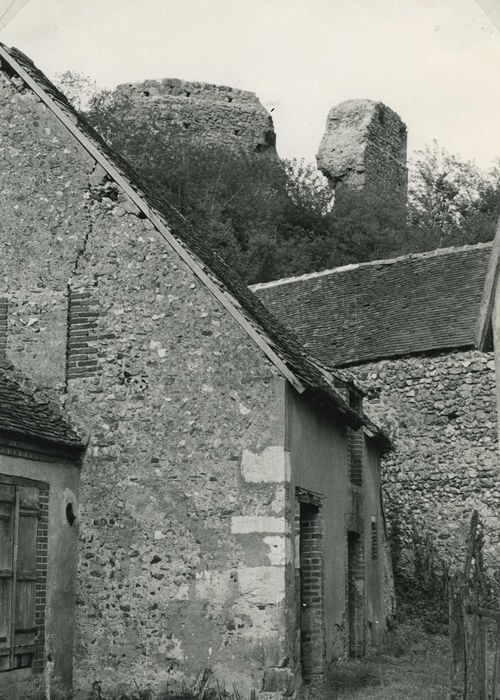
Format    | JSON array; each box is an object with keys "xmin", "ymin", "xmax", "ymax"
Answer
[
  {"xmin": 349, "ymin": 350, "xmax": 499, "ymax": 583},
  {"xmin": 110, "ymin": 78, "xmax": 277, "ymax": 156},
  {"xmin": 316, "ymin": 99, "xmax": 407, "ymax": 208}
]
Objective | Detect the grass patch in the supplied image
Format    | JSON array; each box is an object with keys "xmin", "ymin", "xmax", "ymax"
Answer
[{"xmin": 327, "ymin": 622, "xmax": 450, "ymax": 699}]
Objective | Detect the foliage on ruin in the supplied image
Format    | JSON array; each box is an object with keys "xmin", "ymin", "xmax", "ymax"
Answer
[{"xmin": 55, "ymin": 72, "xmax": 500, "ymax": 284}]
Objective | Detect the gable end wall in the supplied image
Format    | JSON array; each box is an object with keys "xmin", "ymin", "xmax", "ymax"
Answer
[{"xmin": 0, "ymin": 63, "xmax": 299, "ymax": 697}]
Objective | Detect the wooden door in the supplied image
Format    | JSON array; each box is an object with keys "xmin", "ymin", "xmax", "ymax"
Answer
[
  {"xmin": 0, "ymin": 483, "xmax": 40, "ymax": 672},
  {"xmin": 0, "ymin": 483, "xmax": 15, "ymax": 672}
]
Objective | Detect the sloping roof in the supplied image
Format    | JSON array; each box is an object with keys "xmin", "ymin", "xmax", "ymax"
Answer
[
  {"xmin": 252, "ymin": 243, "xmax": 492, "ymax": 367},
  {"xmin": 0, "ymin": 44, "xmax": 366, "ymax": 431},
  {"xmin": 0, "ymin": 365, "xmax": 84, "ymax": 452}
]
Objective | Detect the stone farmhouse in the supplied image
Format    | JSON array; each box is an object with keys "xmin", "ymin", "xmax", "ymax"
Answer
[
  {"xmin": 0, "ymin": 45, "xmax": 391, "ymax": 699},
  {"xmin": 253, "ymin": 242, "xmax": 498, "ymax": 584}
]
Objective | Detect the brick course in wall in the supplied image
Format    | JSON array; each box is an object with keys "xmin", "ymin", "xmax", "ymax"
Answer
[
  {"xmin": 0, "ymin": 298, "xmax": 7, "ymax": 357},
  {"xmin": 33, "ymin": 486, "xmax": 49, "ymax": 676},
  {"xmin": 66, "ymin": 290, "xmax": 100, "ymax": 381},
  {"xmin": 296, "ymin": 489, "xmax": 325, "ymax": 685},
  {"xmin": 349, "ymin": 428, "xmax": 364, "ymax": 486}
]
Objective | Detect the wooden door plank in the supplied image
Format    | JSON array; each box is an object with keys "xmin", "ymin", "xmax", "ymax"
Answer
[{"xmin": 8, "ymin": 487, "xmax": 19, "ymax": 670}]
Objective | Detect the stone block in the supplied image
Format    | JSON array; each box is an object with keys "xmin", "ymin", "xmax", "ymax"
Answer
[
  {"xmin": 237, "ymin": 566, "xmax": 285, "ymax": 604},
  {"xmin": 231, "ymin": 516, "xmax": 286, "ymax": 534},
  {"xmin": 241, "ymin": 445, "xmax": 289, "ymax": 483}
]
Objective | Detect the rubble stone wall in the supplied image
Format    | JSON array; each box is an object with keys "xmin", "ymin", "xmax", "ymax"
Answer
[
  {"xmin": 0, "ymin": 67, "xmax": 291, "ymax": 697},
  {"xmin": 110, "ymin": 78, "xmax": 277, "ymax": 156},
  {"xmin": 350, "ymin": 350, "xmax": 499, "ymax": 581},
  {"xmin": 316, "ymin": 99, "xmax": 407, "ymax": 208}
]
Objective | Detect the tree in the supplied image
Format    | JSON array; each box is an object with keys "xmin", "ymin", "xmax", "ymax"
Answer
[
  {"xmin": 407, "ymin": 141, "xmax": 500, "ymax": 250},
  {"xmin": 54, "ymin": 72, "xmax": 500, "ymax": 282},
  {"xmin": 54, "ymin": 71, "xmax": 99, "ymax": 112}
]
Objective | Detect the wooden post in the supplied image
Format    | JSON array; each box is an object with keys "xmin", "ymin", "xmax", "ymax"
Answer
[
  {"xmin": 491, "ymin": 619, "xmax": 500, "ymax": 700},
  {"xmin": 464, "ymin": 586, "xmax": 487, "ymax": 699},
  {"xmin": 449, "ymin": 574, "xmax": 466, "ymax": 700},
  {"xmin": 478, "ymin": 617, "xmax": 487, "ymax": 700},
  {"xmin": 464, "ymin": 511, "xmax": 479, "ymax": 581}
]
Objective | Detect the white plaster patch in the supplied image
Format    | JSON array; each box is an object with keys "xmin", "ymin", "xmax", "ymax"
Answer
[
  {"xmin": 194, "ymin": 570, "xmax": 233, "ymax": 603},
  {"xmin": 173, "ymin": 583, "xmax": 189, "ymax": 600},
  {"xmin": 285, "ymin": 535, "xmax": 294, "ymax": 566},
  {"xmin": 241, "ymin": 445, "xmax": 289, "ymax": 483},
  {"xmin": 237, "ymin": 566, "xmax": 285, "ymax": 604},
  {"xmin": 270, "ymin": 484, "xmax": 286, "ymax": 514},
  {"xmin": 263, "ymin": 536, "xmax": 286, "ymax": 566},
  {"xmin": 231, "ymin": 516, "xmax": 286, "ymax": 534}
]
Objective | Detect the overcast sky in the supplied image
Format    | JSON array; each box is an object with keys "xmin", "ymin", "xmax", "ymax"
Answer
[{"xmin": 1, "ymin": 0, "xmax": 500, "ymax": 169}]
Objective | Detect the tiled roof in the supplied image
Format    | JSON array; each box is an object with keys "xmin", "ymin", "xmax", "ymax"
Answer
[
  {"xmin": 252, "ymin": 243, "xmax": 492, "ymax": 367},
  {"xmin": 0, "ymin": 44, "xmax": 365, "ymax": 430},
  {"xmin": 0, "ymin": 366, "xmax": 84, "ymax": 451}
]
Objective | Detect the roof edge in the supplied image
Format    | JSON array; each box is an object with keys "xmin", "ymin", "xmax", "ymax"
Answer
[
  {"xmin": 475, "ymin": 217, "xmax": 500, "ymax": 351},
  {"xmin": 0, "ymin": 44, "xmax": 307, "ymax": 397},
  {"xmin": 0, "ymin": 430, "xmax": 84, "ymax": 462},
  {"xmin": 329, "ymin": 343, "xmax": 479, "ymax": 370},
  {"xmin": 250, "ymin": 241, "xmax": 493, "ymax": 292}
]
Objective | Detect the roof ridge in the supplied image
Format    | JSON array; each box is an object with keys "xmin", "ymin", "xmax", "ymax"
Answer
[{"xmin": 250, "ymin": 241, "xmax": 494, "ymax": 291}]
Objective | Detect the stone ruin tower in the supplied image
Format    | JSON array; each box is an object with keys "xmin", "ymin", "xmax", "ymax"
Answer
[
  {"xmin": 112, "ymin": 78, "xmax": 277, "ymax": 157},
  {"xmin": 316, "ymin": 99, "xmax": 408, "ymax": 207}
]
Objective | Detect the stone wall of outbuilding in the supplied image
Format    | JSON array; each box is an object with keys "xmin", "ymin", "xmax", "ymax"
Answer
[{"xmin": 350, "ymin": 350, "xmax": 499, "ymax": 584}]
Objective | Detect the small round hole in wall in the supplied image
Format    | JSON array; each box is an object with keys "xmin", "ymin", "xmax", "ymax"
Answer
[{"xmin": 66, "ymin": 503, "xmax": 76, "ymax": 526}]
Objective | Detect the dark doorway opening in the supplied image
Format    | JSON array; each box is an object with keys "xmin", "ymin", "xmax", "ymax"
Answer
[{"xmin": 347, "ymin": 530, "xmax": 365, "ymax": 657}]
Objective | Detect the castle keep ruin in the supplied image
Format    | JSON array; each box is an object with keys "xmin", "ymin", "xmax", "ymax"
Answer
[
  {"xmin": 316, "ymin": 99, "xmax": 408, "ymax": 207},
  {"xmin": 111, "ymin": 77, "xmax": 277, "ymax": 156}
]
